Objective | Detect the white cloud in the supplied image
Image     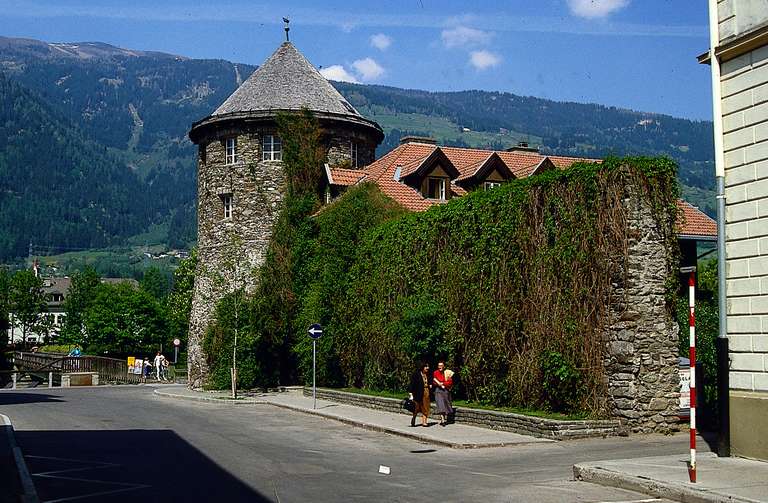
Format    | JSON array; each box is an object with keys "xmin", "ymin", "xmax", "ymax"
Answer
[
  {"xmin": 370, "ymin": 33, "xmax": 392, "ymax": 51},
  {"xmin": 567, "ymin": 0, "xmax": 629, "ymax": 19},
  {"xmin": 319, "ymin": 65, "xmax": 359, "ymax": 83},
  {"xmin": 352, "ymin": 57, "xmax": 385, "ymax": 81},
  {"xmin": 441, "ymin": 25, "xmax": 492, "ymax": 48},
  {"xmin": 469, "ymin": 50, "xmax": 501, "ymax": 70}
]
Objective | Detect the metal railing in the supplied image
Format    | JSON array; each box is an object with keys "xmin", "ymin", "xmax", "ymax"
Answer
[{"xmin": 10, "ymin": 352, "xmax": 142, "ymax": 384}]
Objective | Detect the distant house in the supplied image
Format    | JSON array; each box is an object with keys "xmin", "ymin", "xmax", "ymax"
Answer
[
  {"xmin": 7, "ymin": 275, "xmax": 138, "ymax": 345},
  {"xmin": 321, "ymin": 137, "xmax": 717, "ymax": 255}
]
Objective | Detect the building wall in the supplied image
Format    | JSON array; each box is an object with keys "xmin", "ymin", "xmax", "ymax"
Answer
[
  {"xmin": 718, "ymin": 0, "xmax": 768, "ymax": 460},
  {"xmin": 603, "ymin": 188, "xmax": 681, "ymax": 433}
]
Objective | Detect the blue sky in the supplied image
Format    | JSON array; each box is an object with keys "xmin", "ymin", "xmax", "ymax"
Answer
[{"xmin": 0, "ymin": 0, "xmax": 714, "ymax": 120}]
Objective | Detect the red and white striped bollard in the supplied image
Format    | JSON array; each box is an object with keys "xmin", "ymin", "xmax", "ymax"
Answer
[{"xmin": 688, "ymin": 270, "xmax": 697, "ymax": 483}]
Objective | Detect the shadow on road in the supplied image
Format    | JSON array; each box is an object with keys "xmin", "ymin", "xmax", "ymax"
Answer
[
  {"xmin": 0, "ymin": 392, "xmax": 65, "ymax": 406},
  {"xmin": 16, "ymin": 429, "xmax": 271, "ymax": 503}
]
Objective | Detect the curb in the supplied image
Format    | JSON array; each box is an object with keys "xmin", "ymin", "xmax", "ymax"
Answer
[
  {"xmin": 152, "ymin": 388, "xmax": 268, "ymax": 405},
  {"xmin": 1, "ymin": 414, "xmax": 39, "ymax": 503},
  {"xmin": 573, "ymin": 457, "xmax": 761, "ymax": 503},
  {"xmin": 263, "ymin": 399, "xmax": 549, "ymax": 449},
  {"xmin": 153, "ymin": 387, "xmax": 545, "ymax": 449}
]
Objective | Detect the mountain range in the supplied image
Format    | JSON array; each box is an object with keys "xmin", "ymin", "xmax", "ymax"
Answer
[{"xmin": 0, "ymin": 36, "xmax": 716, "ymax": 262}]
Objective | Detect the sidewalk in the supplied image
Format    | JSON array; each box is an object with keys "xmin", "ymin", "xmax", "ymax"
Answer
[
  {"xmin": 574, "ymin": 452, "xmax": 768, "ymax": 503},
  {"xmin": 154, "ymin": 386, "xmax": 553, "ymax": 449}
]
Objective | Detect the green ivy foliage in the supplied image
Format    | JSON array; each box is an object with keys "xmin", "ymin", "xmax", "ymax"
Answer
[{"xmin": 201, "ymin": 108, "xmax": 679, "ymax": 415}]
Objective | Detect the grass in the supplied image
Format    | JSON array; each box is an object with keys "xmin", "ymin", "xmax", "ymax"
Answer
[{"xmin": 337, "ymin": 387, "xmax": 593, "ymax": 421}]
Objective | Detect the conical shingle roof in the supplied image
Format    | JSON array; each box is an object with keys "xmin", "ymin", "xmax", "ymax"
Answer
[{"xmin": 213, "ymin": 42, "xmax": 362, "ymax": 118}]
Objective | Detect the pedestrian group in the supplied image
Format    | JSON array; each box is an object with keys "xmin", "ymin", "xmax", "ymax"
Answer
[{"xmin": 408, "ymin": 360, "xmax": 454, "ymax": 427}]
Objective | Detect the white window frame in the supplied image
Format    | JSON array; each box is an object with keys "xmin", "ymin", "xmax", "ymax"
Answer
[
  {"xmin": 225, "ymin": 137, "xmax": 238, "ymax": 165},
  {"xmin": 426, "ymin": 177, "xmax": 447, "ymax": 201},
  {"xmin": 350, "ymin": 141, "xmax": 358, "ymax": 168},
  {"xmin": 262, "ymin": 135, "xmax": 282, "ymax": 161},
  {"xmin": 484, "ymin": 181, "xmax": 501, "ymax": 191},
  {"xmin": 221, "ymin": 193, "xmax": 233, "ymax": 220}
]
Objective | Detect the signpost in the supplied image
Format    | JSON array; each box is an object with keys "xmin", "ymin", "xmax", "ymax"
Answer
[
  {"xmin": 173, "ymin": 338, "xmax": 181, "ymax": 364},
  {"xmin": 308, "ymin": 323, "xmax": 323, "ymax": 409}
]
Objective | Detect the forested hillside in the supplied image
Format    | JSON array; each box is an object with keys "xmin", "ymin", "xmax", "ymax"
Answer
[
  {"xmin": 0, "ymin": 74, "xmax": 157, "ymax": 259},
  {"xmin": 0, "ymin": 36, "xmax": 716, "ymax": 262}
]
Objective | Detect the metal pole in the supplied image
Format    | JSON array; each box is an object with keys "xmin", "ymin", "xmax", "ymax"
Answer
[
  {"xmin": 48, "ymin": 371, "xmax": 52, "ymax": 388},
  {"xmin": 12, "ymin": 372, "xmax": 16, "ymax": 390},
  {"xmin": 174, "ymin": 346, "xmax": 179, "ymax": 365},
  {"xmin": 688, "ymin": 271, "xmax": 697, "ymax": 483},
  {"xmin": 708, "ymin": 0, "xmax": 730, "ymax": 458},
  {"xmin": 313, "ymin": 339, "xmax": 317, "ymax": 410}
]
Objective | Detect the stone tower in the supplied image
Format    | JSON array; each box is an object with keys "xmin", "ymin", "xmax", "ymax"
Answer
[{"xmin": 187, "ymin": 42, "xmax": 383, "ymax": 388}]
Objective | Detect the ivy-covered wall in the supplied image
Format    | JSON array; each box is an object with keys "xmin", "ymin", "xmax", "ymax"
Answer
[{"xmin": 203, "ymin": 151, "xmax": 681, "ymax": 431}]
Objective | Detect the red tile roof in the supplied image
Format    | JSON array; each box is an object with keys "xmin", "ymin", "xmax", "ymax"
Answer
[
  {"xmin": 676, "ymin": 200, "xmax": 717, "ymax": 238},
  {"xmin": 324, "ymin": 141, "xmax": 716, "ymax": 239},
  {"xmin": 328, "ymin": 167, "xmax": 366, "ymax": 186}
]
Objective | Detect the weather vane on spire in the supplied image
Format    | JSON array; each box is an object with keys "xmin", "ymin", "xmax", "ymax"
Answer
[{"xmin": 283, "ymin": 17, "xmax": 290, "ymax": 42}]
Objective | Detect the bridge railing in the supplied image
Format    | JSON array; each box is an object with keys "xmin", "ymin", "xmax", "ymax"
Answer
[{"xmin": 11, "ymin": 352, "xmax": 142, "ymax": 384}]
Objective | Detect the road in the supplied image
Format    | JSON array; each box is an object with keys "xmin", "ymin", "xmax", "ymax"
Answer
[{"xmin": 0, "ymin": 386, "xmax": 695, "ymax": 503}]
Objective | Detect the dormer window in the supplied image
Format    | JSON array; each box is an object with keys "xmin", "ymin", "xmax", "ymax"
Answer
[
  {"xmin": 426, "ymin": 177, "xmax": 447, "ymax": 201},
  {"xmin": 484, "ymin": 181, "xmax": 501, "ymax": 191},
  {"xmin": 221, "ymin": 193, "xmax": 233, "ymax": 220},
  {"xmin": 225, "ymin": 137, "xmax": 238, "ymax": 165},
  {"xmin": 263, "ymin": 135, "xmax": 282, "ymax": 161},
  {"xmin": 350, "ymin": 141, "xmax": 358, "ymax": 168}
]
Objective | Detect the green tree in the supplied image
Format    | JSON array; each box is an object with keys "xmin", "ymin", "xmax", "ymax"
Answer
[
  {"xmin": 60, "ymin": 266, "xmax": 101, "ymax": 344},
  {"xmin": 166, "ymin": 249, "xmax": 197, "ymax": 355},
  {"xmin": 82, "ymin": 282, "xmax": 167, "ymax": 356},
  {"xmin": 9, "ymin": 270, "xmax": 47, "ymax": 343},
  {"xmin": 141, "ymin": 266, "xmax": 170, "ymax": 299},
  {"xmin": 0, "ymin": 268, "xmax": 10, "ymax": 371}
]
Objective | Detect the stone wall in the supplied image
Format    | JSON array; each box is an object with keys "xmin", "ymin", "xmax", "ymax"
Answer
[
  {"xmin": 602, "ymin": 187, "xmax": 681, "ymax": 433},
  {"xmin": 188, "ymin": 120, "xmax": 379, "ymax": 388},
  {"xmin": 305, "ymin": 388, "xmax": 625, "ymax": 439}
]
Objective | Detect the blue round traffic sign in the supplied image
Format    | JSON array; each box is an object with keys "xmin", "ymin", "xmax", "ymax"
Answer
[{"xmin": 308, "ymin": 323, "xmax": 323, "ymax": 339}]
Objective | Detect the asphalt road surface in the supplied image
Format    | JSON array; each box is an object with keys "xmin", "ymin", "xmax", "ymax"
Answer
[{"xmin": 0, "ymin": 386, "xmax": 694, "ymax": 503}]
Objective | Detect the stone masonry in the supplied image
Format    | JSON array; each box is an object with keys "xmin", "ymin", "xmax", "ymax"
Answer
[
  {"xmin": 187, "ymin": 42, "xmax": 383, "ymax": 388},
  {"xmin": 187, "ymin": 125, "xmax": 378, "ymax": 388},
  {"xmin": 603, "ymin": 187, "xmax": 681, "ymax": 433}
]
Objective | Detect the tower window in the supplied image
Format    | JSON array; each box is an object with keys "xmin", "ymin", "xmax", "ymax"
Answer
[
  {"xmin": 350, "ymin": 141, "xmax": 358, "ymax": 168},
  {"xmin": 221, "ymin": 193, "xmax": 233, "ymax": 220},
  {"xmin": 484, "ymin": 181, "xmax": 501, "ymax": 191},
  {"xmin": 225, "ymin": 137, "xmax": 238, "ymax": 165},
  {"xmin": 263, "ymin": 135, "xmax": 282, "ymax": 161}
]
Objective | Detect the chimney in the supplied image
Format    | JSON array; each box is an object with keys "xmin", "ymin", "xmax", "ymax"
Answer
[
  {"xmin": 399, "ymin": 135, "xmax": 437, "ymax": 145},
  {"xmin": 506, "ymin": 141, "xmax": 539, "ymax": 153}
]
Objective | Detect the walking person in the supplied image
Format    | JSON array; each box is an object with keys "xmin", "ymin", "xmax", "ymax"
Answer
[
  {"xmin": 408, "ymin": 362, "xmax": 432, "ymax": 427},
  {"xmin": 154, "ymin": 351, "xmax": 163, "ymax": 381},
  {"xmin": 433, "ymin": 361, "xmax": 454, "ymax": 426}
]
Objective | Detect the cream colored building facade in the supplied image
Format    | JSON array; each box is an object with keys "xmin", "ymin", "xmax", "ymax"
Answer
[{"xmin": 707, "ymin": 0, "xmax": 768, "ymax": 461}]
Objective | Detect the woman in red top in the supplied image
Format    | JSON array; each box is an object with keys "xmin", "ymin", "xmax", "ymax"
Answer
[{"xmin": 433, "ymin": 361, "xmax": 454, "ymax": 426}]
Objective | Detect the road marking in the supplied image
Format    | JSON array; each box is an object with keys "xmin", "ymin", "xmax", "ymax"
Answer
[
  {"xmin": 42, "ymin": 484, "xmax": 150, "ymax": 503},
  {"xmin": 468, "ymin": 471, "xmax": 505, "ymax": 478},
  {"xmin": 27, "ymin": 455, "xmax": 118, "ymax": 476},
  {"xmin": 27, "ymin": 455, "xmax": 150, "ymax": 503}
]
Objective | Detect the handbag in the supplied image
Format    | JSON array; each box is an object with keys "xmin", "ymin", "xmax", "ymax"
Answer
[{"xmin": 402, "ymin": 396, "xmax": 415, "ymax": 413}]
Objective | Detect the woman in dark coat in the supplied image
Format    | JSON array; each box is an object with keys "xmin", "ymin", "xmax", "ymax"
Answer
[{"xmin": 408, "ymin": 363, "xmax": 432, "ymax": 427}]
